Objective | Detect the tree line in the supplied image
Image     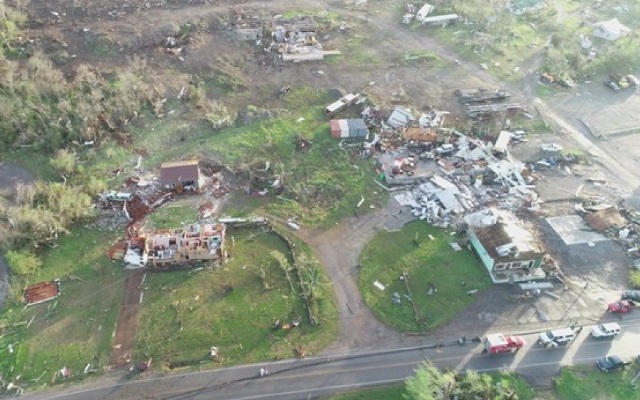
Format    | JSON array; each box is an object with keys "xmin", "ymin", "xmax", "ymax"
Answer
[{"xmin": 404, "ymin": 362, "xmax": 525, "ymax": 400}]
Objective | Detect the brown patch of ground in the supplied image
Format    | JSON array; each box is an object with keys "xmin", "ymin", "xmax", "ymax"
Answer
[
  {"xmin": 0, "ymin": 163, "xmax": 35, "ymax": 202},
  {"xmin": 109, "ymin": 270, "xmax": 145, "ymax": 368}
]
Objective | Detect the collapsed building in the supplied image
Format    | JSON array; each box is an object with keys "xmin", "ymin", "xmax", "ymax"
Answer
[
  {"xmin": 124, "ymin": 223, "xmax": 227, "ymax": 268},
  {"xmin": 266, "ymin": 14, "xmax": 340, "ymax": 62},
  {"xmin": 466, "ymin": 209, "xmax": 546, "ymax": 284}
]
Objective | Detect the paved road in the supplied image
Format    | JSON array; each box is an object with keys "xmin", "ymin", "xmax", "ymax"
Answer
[{"xmin": 17, "ymin": 317, "xmax": 640, "ymax": 400}]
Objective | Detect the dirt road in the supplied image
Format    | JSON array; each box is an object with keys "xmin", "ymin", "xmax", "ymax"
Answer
[{"xmin": 109, "ymin": 270, "xmax": 145, "ymax": 367}]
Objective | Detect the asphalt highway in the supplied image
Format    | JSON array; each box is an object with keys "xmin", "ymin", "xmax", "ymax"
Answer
[{"xmin": 18, "ymin": 317, "xmax": 640, "ymax": 400}]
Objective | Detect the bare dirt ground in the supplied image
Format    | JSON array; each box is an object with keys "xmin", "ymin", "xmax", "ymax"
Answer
[
  {"xmin": 109, "ymin": 270, "xmax": 145, "ymax": 367},
  {"xmin": 0, "ymin": 163, "xmax": 34, "ymax": 201},
  {"xmin": 18, "ymin": 0, "xmax": 640, "ymax": 357}
]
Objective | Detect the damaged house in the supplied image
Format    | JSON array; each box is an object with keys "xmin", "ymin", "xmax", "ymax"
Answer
[
  {"xmin": 466, "ymin": 209, "xmax": 546, "ymax": 284},
  {"xmin": 330, "ymin": 119, "xmax": 369, "ymax": 140},
  {"xmin": 160, "ymin": 160, "xmax": 203, "ymax": 192},
  {"xmin": 124, "ymin": 223, "xmax": 227, "ymax": 268},
  {"xmin": 269, "ymin": 14, "xmax": 340, "ymax": 62}
]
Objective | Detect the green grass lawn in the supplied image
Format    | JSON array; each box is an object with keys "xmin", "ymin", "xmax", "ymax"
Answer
[
  {"xmin": 555, "ymin": 365, "xmax": 640, "ymax": 400},
  {"xmin": 134, "ymin": 228, "xmax": 337, "ymax": 369},
  {"xmin": 358, "ymin": 221, "xmax": 491, "ymax": 333},
  {"xmin": 325, "ymin": 372, "xmax": 536, "ymax": 400},
  {"xmin": 1, "ymin": 228, "xmax": 124, "ymax": 389},
  {"xmin": 326, "ymin": 384, "xmax": 406, "ymax": 400},
  {"xmin": 121, "ymin": 86, "xmax": 380, "ymax": 227},
  {"xmin": 147, "ymin": 205, "xmax": 199, "ymax": 229}
]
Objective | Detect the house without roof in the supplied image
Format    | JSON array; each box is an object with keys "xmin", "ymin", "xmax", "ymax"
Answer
[{"xmin": 466, "ymin": 209, "xmax": 546, "ymax": 284}]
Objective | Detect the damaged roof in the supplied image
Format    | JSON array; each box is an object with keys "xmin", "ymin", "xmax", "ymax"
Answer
[
  {"xmin": 472, "ymin": 211, "xmax": 544, "ymax": 261},
  {"xmin": 585, "ymin": 208, "xmax": 627, "ymax": 232},
  {"xmin": 160, "ymin": 160, "xmax": 201, "ymax": 184},
  {"xmin": 25, "ymin": 279, "xmax": 60, "ymax": 306}
]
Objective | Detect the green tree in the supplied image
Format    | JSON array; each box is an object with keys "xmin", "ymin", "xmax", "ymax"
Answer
[
  {"xmin": 404, "ymin": 362, "xmax": 459, "ymax": 400},
  {"xmin": 5, "ymin": 250, "xmax": 41, "ymax": 276},
  {"xmin": 630, "ymin": 270, "xmax": 640, "ymax": 289},
  {"xmin": 405, "ymin": 363, "xmax": 521, "ymax": 400},
  {"xmin": 84, "ymin": 176, "xmax": 107, "ymax": 197}
]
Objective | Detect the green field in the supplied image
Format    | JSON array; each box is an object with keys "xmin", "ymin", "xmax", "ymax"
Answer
[
  {"xmin": 134, "ymin": 228, "xmax": 337, "ymax": 369},
  {"xmin": 358, "ymin": 221, "xmax": 491, "ymax": 333},
  {"xmin": 555, "ymin": 365, "xmax": 640, "ymax": 400},
  {"xmin": 1, "ymin": 228, "xmax": 124, "ymax": 388}
]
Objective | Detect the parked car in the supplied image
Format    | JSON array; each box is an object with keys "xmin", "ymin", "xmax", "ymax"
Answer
[
  {"xmin": 511, "ymin": 130, "xmax": 526, "ymax": 141},
  {"xmin": 591, "ymin": 322, "xmax": 621, "ymax": 338},
  {"xmin": 604, "ymin": 80, "xmax": 621, "ymax": 92},
  {"xmin": 435, "ymin": 144, "xmax": 455, "ymax": 155},
  {"xmin": 622, "ymin": 290, "xmax": 640, "ymax": 302},
  {"xmin": 540, "ymin": 143, "xmax": 563, "ymax": 153},
  {"xmin": 608, "ymin": 300, "xmax": 636, "ymax": 314},
  {"xmin": 538, "ymin": 328, "xmax": 576, "ymax": 347},
  {"xmin": 596, "ymin": 355, "xmax": 631, "ymax": 372}
]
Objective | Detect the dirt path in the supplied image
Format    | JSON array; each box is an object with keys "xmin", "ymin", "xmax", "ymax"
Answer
[
  {"xmin": 109, "ymin": 270, "xmax": 145, "ymax": 368},
  {"xmin": 295, "ymin": 198, "xmax": 423, "ymax": 353}
]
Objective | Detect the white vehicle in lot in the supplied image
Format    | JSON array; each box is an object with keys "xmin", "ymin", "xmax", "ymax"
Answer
[
  {"xmin": 591, "ymin": 322, "xmax": 621, "ymax": 339},
  {"xmin": 538, "ymin": 328, "xmax": 576, "ymax": 347},
  {"xmin": 540, "ymin": 143, "xmax": 563, "ymax": 153},
  {"xmin": 100, "ymin": 191, "xmax": 134, "ymax": 202}
]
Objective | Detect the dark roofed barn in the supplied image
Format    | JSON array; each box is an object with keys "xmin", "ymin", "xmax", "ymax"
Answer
[{"xmin": 160, "ymin": 160, "xmax": 203, "ymax": 191}]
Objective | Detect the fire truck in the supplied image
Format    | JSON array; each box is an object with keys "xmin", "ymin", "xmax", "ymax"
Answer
[{"xmin": 484, "ymin": 333, "xmax": 525, "ymax": 354}]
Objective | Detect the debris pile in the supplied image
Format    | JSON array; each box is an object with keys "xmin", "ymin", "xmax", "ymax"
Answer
[
  {"xmin": 455, "ymin": 88, "xmax": 511, "ymax": 104},
  {"xmin": 453, "ymin": 87, "xmax": 523, "ymax": 119},
  {"xmin": 389, "ymin": 131, "xmax": 539, "ymax": 229},
  {"xmin": 265, "ymin": 15, "xmax": 340, "ymax": 62},
  {"xmin": 465, "ymin": 103, "xmax": 525, "ymax": 120},
  {"xmin": 577, "ymin": 202, "xmax": 640, "ymax": 267}
]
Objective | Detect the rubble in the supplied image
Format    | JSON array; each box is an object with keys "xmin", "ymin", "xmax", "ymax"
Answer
[
  {"xmin": 265, "ymin": 15, "xmax": 340, "ymax": 62},
  {"xmin": 465, "ymin": 103, "xmax": 525, "ymax": 120},
  {"xmin": 455, "ymin": 88, "xmax": 511, "ymax": 105}
]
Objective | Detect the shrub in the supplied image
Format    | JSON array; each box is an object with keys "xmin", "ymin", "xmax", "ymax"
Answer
[{"xmin": 630, "ymin": 270, "xmax": 640, "ymax": 289}]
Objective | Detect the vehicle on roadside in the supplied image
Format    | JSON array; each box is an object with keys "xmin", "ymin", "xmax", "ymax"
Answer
[
  {"xmin": 511, "ymin": 130, "xmax": 526, "ymax": 141},
  {"xmin": 540, "ymin": 143, "xmax": 563, "ymax": 153},
  {"xmin": 608, "ymin": 300, "xmax": 636, "ymax": 314},
  {"xmin": 484, "ymin": 333, "xmax": 525, "ymax": 354},
  {"xmin": 591, "ymin": 322, "xmax": 621, "ymax": 338},
  {"xmin": 538, "ymin": 328, "xmax": 576, "ymax": 347},
  {"xmin": 604, "ymin": 79, "xmax": 621, "ymax": 92},
  {"xmin": 622, "ymin": 290, "xmax": 640, "ymax": 302},
  {"xmin": 596, "ymin": 355, "xmax": 631, "ymax": 372}
]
